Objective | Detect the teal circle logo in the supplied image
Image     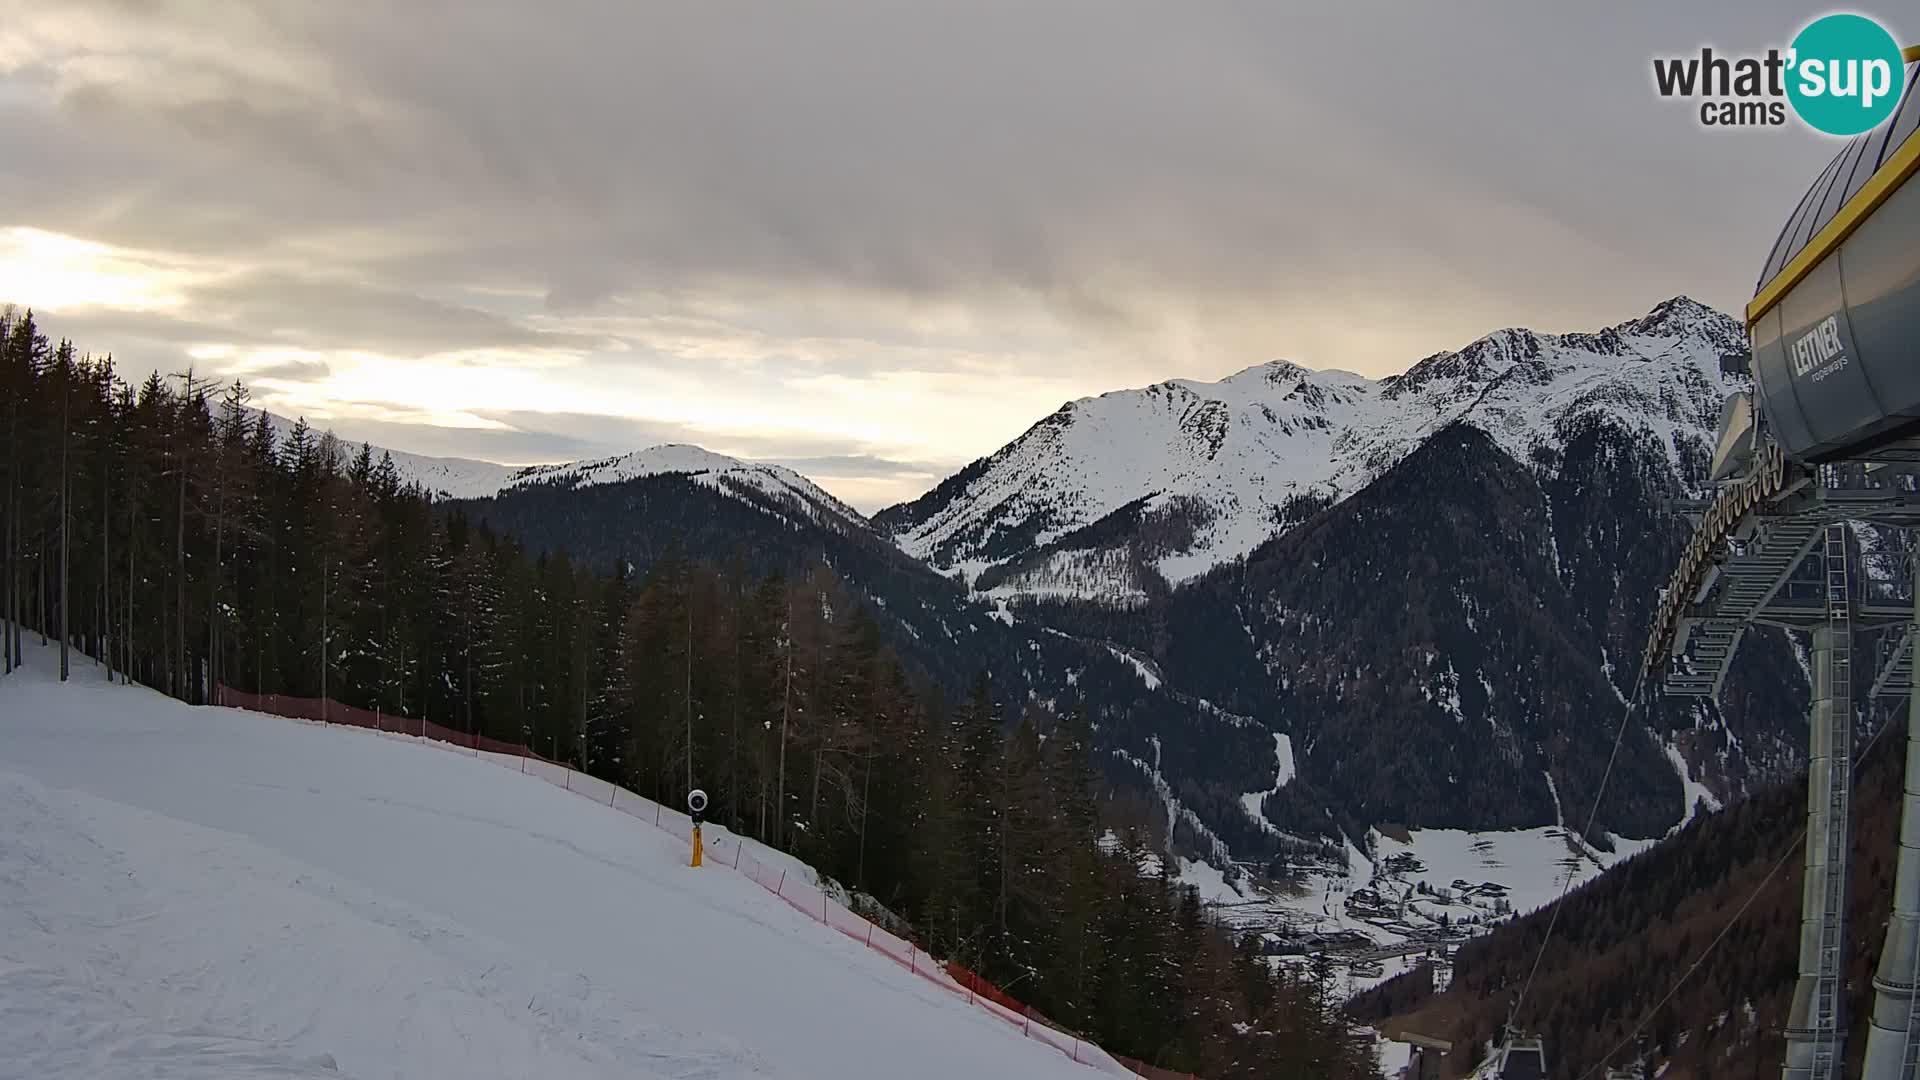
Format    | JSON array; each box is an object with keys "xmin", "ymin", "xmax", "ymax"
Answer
[{"xmin": 1786, "ymin": 14, "xmax": 1906, "ymax": 136}]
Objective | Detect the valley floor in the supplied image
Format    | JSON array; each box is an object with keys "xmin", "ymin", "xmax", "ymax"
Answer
[{"xmin": 0, "ymin": 644, "xmax": 1111, "ymax": 1080}]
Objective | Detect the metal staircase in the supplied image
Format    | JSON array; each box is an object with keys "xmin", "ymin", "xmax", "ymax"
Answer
[
  {"xmin": 1664, "ymin": 518, "xmax": 1825, "ymax": 697},
  {"xmin": 1724, "ymin": 519, "xmax": 1828, "ymax": 618},
  {"xmin": 1873, "ymin": 625, "xmax": 1915, "ymax": 699}
]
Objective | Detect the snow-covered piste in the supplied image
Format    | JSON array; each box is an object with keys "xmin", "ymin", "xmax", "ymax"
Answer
[{"xmin": 0, "ymin": 645, "xmax": 1112, "ymax": 1080}]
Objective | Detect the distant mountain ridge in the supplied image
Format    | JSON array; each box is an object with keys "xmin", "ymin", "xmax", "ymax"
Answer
[
  {"xmin": 270, "ymin": 297, "xmax": 1806, "ymax": 877},
  {"xmin": 864, "ymin": 297, "xmax": 1807, "ymax": 847},
  {"xmin": 874, "ymin": 296, "xmax": 1745, "ymax": 604},
  {"xmin": 262, "ymin": 410, "xmax": 864, "ymax": 536},
  {"xmin": 258, "ymin": 409, "xmax": 522, "ymax": 499}
]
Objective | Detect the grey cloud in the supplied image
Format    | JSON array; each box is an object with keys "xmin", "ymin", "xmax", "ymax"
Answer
[
  {"xmin": 24, "ymin": 307, "xmax": 257, "ymax": 350},
  {"xmin": 768, "ymin": 455, "xmax": 944, "ymax": 481},
  {"xmin": 1, "ymin": 0, "xmax": 1849, "ymax": 380},
  {"xmin": 243, "ymin": 357, "xmax": 334, "ymax": 384},
  {"xmin": 462, "ymin": 410, "xmax": 714, "ymax": 459},
  {"xmin": 283, "ymin": 413, "xmax": 617, "ymax": 465},
  {"xmin": 4, "ymin": 273, "xmax": 595, "ymax": 380},
  {"xmin": 454, "ymin": 411, "xmax": 950, "ymax": 479},
  {"xmin": 182, "ymin": 272, "xmax": 605, "ymax": 355}
]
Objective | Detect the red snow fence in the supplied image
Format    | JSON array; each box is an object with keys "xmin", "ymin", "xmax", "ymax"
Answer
[
  {"xmin": 946, "ymin": 963, "xmax": 1033, "ymax": 1016},
  {"xmin": 212, "ymin": 686, "xmax": 563, "ymax": 763},
  {"xmin": 211, "ymin": 685, "xmax": 1192, "ymax": 1080},
  {"xmin": 1111, "ymin": 1056, "xmax": 1206, "ymax": 1080}
]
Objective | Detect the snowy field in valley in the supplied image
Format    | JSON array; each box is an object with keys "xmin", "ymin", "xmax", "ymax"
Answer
[
  {"xmin": 0, "ymin": 644, "xmax": 1116, "ymax": 1080},
  {"xmin": 1179, "ymin": 818, "xmax": 1659, "ymax": 998},
  {"xmin": 1189, "ymin": 818, "xmax": 1658, "ymax": 923},
  {"xmin": 1368, "ymin": 824, "xmax": 1659, "ymax": 918}
]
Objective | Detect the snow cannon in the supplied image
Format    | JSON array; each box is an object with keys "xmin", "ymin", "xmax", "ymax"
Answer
[
  {"xmin": 1740, "ymin": 54, "xmax": 1920, "ymax": 467},
  {"xmin": 687, "ymin": 788, "xmax": 707, "ymax": 868}
]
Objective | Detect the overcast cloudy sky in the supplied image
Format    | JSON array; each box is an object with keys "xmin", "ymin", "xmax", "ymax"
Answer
[{"xmin": 0, "ymin": 1, "xmax": 1879, "ymax": 508}]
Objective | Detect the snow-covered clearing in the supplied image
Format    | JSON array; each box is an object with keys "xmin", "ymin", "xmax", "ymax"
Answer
[
  {"xmin": 1342, "ymin": 953, "xmax": 1421, "ymax": 998},
  {"xmin": 1237, "ymin": 733, "xmax": 1295, "ymax": 833},
  {"xmin": 0, "ymin": 646, "xmax": 1116, "ymax": 1080},
  {"xmin": 1374, "ymin": 1033, "xmax": 1414, "ymax": 1079},
  {"xmin": 1664, "ymin": 740, "xmax": 1724, "ymax": 829},
  {"xmin": 1174, "ymin": 856, "xmax": 1248, "ymax": 905},
  {"xmin": 1193, "ymin": 819, "xmax": 1659, "ymax": 974},
  {"xmin": 1370, "ymin": 824, "xmax": 1649, "ymax": 917},
  {"xmin": 1104, "ymin": 646, "xmax": 1162, "ymax": 691}
]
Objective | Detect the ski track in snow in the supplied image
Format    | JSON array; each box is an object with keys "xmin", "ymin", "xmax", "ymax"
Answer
[
  {"xmin": 1237, "ymin": 733, "xmax": 1295, "ymax": 834},
  {"xmin": 0, "ymin": 646, "xmax": 1114, "ymax": 1080},
  {"xmin": 1664, "ymin": 740, "xmax": 1724, "ymax": 829},
  {"xmin": 1103, "ymin": 647, "xmax": 1162, "ymax": 691}
]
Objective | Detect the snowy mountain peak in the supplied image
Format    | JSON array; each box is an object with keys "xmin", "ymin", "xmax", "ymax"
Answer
[
  {"xmin": 1219, "ymin": 358, "xmax": 1312, "ymax": 386},
  {"xmin": 877, "ymin": 298, "xmax": 1746, "ymax": 601},
  {"xmin": 258, "ymin": 410, "xmax": 524, "ymax": 500},
  {"xmin": 259, "ymin": 410, "xmax": 867, "ymax": 530},
  {"xmin": 515, "ymin": 442, "xmax": 746, "ymax": 481},
  {"xmin": 1381, "ymin": 327, "xmax": 1543, "ymax": 399},
  {"xmin": 1621, "ymin": 294, "xmax": 1735, "ymax": 341},
  {"xmin": 500, "ymin": 443, "xmax": 869, "ymax": 528}
]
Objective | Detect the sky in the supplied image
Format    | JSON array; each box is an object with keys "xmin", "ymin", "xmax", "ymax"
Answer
[{"xmin": 0, "ymin": 1, "xmax": 1882, "ymax": 510}]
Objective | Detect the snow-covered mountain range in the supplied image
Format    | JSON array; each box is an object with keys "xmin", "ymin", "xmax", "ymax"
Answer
[
  {"xmin": 291, "ymin": 293, "xmax": 1745, "ymax": 612},
  {"xmin": 270, "ymin": 296, "xmax": 1799, "ymax": 866},
  {"xmin": 875, "ymin": 296, "xmax": 1745, "ymax": 603},
  {"xmin": 268, "ymin": 409, "xmax": 866, "ymax": 536},
  {"xmin": 486, "ymin": 444, "xmax": 868, "ymax": 533}
]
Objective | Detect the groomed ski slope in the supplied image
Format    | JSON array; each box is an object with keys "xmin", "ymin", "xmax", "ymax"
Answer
[{"xmin": 0, "ymin": 646, "xmax": 1111, "ymax": 1080}]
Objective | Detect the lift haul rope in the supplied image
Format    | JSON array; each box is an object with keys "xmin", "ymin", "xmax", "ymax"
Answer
[
  {"xmin": 1509, "ymin": 524, "xmax": 1869, "ymax": 1062},
  {"xmin": 1513, "ymin": 468, "xmax": 1881, "ymax": 1070},
  {"xmin": 1507, "ymin": 666, "xmax": 1650, "ymax": 1036},
  {"xmin": 1514, "ymin": 435, "xmax": 1793, "ymax": 1062}
]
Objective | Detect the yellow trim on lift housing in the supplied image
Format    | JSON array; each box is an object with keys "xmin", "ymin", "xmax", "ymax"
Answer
[{"xmin": 1748, "ymin": 50, "xmax": 1920, "ymax": 328}]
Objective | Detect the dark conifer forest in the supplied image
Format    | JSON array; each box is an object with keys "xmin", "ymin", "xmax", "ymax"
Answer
[{"xmin": 0, "ymin": 308, "xmax": 1374, "ymax": 1079}]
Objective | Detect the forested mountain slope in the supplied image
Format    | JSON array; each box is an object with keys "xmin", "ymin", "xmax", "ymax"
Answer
[
  {"xmin": 886, "ymin": 298, "xmax": 1807, "ymax": 844},
  {"xmin": 448, "ymin": 452, "xmax": 1313, "ymax": 867}
]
